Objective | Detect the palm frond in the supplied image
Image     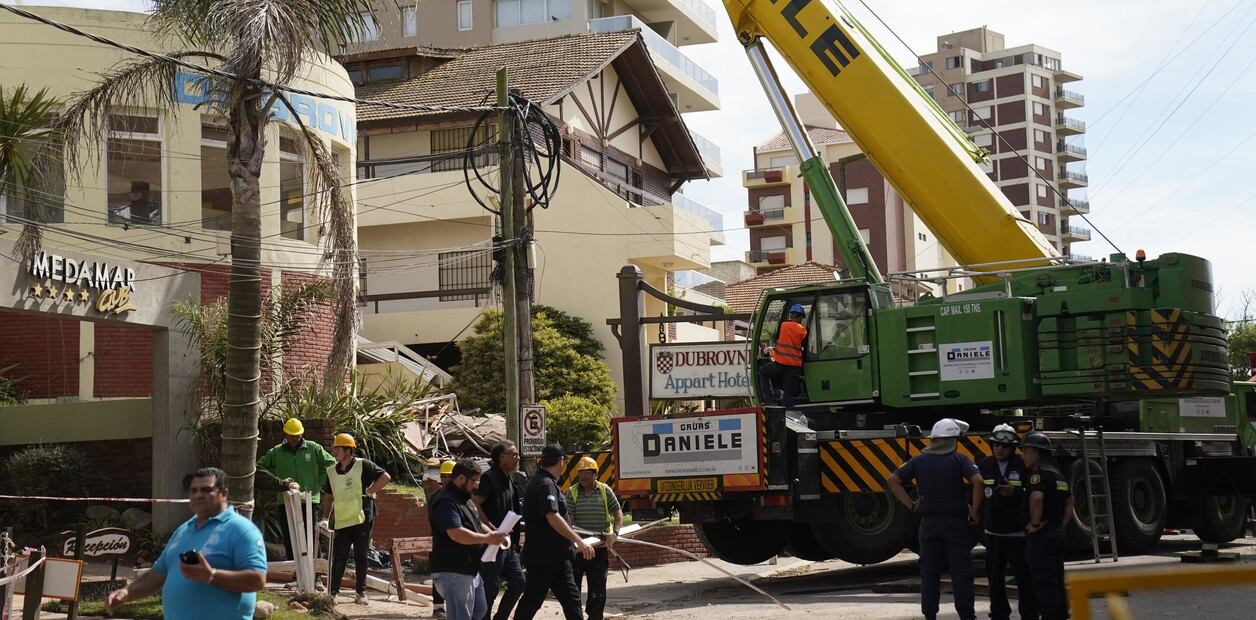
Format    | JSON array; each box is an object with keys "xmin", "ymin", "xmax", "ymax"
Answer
[{"xmin": 0, "ymin": 85, "xmax": 62, "ymax": 260}]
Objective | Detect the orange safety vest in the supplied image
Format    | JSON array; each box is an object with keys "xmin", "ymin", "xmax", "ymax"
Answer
[{"xmin": 772, "ymin": 321, "xmax": 807, "ymax": 367}]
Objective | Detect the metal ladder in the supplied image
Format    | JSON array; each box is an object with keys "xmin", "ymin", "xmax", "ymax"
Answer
[{"xmin": 1073, "ymin": 426, "xmax": 1119, "ymax": 562}]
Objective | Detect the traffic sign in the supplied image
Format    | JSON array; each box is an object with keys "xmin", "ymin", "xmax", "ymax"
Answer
[{"xmin": 520, "ymin": 405, "xmax": 546, "ymax": 456}]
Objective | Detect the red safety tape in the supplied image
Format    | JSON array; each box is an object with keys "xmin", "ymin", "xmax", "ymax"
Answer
[
  {"xmin": 0, "ymin": 494, "xmax": 189, "ymax": 504},
  {"xmin": 0, "ymin": 556, "xmax": 46, "ymax": 587}
]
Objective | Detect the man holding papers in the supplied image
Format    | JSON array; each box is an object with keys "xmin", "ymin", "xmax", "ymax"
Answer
[
  {"xmin": 428, "ymin": 459, "xmax": 509, "ymax": 620},
  {"xmin": 474, "ymin": 441, "xmax": 529, "ymax": 620}
]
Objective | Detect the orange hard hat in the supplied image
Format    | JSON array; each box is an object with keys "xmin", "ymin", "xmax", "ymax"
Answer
[
  {"xmin": 576, "ymin": 456, "xmax": 599, "ymax": 472},
  {"xmin": 332, "ymin": 433, "xmax": 357, "ymax": 449}
]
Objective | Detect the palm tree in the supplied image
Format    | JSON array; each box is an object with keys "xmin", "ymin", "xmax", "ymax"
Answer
[
  {"xmin": 0, "ymin": 85, "xmax": 61, "ymax": 258},
  {"xmin": 26, "ymin": 0, "xmax": 374, "ymax": 514}
]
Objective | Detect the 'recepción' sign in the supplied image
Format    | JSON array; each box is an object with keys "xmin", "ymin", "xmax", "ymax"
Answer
[
  {"xmin": 58, "ymin": 527, "xmax": 134, "ymax": 560},
  {"xmin": 616, "ymin": 410, "xmax": 760, "ymax": 479},
  {"xmin": 649, "ymin": 342, "xmax": 752, "ymax": 400},
  {"xmin": 23, "ymin": 250, "xmax": 139, "ymax": 314}
]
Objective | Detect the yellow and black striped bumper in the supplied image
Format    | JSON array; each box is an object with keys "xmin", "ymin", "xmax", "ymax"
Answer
[{"xmin": 819, "ymin": 435, "xmax": 993, "ymax": 493}]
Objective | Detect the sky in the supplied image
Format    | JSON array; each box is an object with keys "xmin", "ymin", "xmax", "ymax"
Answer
[{"xmin": 9, "ymin": 0, "xmax": 1256, "ymax": 318}]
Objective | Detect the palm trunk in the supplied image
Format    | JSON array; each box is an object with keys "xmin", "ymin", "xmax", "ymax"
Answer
[{"xmin": 221, "ymin": 83, "xmax": 267, "ymax": 516}]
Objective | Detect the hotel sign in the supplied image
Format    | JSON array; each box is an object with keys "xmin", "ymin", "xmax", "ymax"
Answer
[{"xmin": 24, "ymin": 250, "xmax": 138, "ymax": 315}]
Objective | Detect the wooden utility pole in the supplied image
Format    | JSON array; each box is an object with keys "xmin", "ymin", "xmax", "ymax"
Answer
[
  {"xmin": 513, "ymin": 111, "xmax": 536, "ymax": 410},
  {"xmin": 498, "ymin": 68, "xmax": 521, "ymax": 445}
]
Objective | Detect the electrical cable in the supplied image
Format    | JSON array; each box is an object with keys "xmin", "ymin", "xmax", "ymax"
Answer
[{"xmin": 462, "ymin": 92, "xmax": 562, "ymax": 216}]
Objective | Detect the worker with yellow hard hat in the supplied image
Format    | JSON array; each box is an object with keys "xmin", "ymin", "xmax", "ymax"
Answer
[
  {"xmin": 256, "ymin": 418, "xmax": 336, "ymax": 561},
  {"xmin": 320, "ymin": 432, "xmax": 391, "ymax": 605},
  {"xmin": 566, "ymin": 455, "xmax": 622, "ymax": 620}
]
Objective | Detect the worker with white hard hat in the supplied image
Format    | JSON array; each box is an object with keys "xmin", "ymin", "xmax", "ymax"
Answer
[{"xmin": 888, "ymin": 418, "xmax": 984, "ymax": 620}]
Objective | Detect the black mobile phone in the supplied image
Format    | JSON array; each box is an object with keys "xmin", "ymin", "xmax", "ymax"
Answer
[{"xmin": 179, "ymin": 550, "xmax": 199, "ymax": 565}]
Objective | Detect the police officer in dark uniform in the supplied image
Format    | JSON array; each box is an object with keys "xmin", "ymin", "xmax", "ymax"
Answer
[
  {"xmin": 514, "ymin": 445, "xmax": 596, "ymax": 620},
  {"xmin": 1021, "ymin": 432, "xmax": 1073, "ymax": 620},
  {"xmin": 978, "ymin": 424, "xmax": 1036, "ymax": 620},
  {"xmin": 889, "ymin": 418, "xmax": 985, "ymax": 620}
]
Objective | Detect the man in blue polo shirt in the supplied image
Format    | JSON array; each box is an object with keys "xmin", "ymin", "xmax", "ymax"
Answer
[{"xmin": 106, "ymin": 467, "xmax": 268, "ymax": 619}]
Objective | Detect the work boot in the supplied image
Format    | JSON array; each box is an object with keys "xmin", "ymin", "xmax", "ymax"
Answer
[{"xmin": 355, "ymin": 592, "xmax": 369, "ymax": 605}]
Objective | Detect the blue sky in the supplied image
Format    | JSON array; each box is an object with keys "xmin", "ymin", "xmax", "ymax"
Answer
[{"xmin": 11, "ymin": 0, "xmax": 1256, "ymax": 317}]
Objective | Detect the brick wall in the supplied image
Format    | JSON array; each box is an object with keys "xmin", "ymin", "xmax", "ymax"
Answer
[
  {"xmin": 0, "ymin": 438, "xmax": 153, "ymax": 499},
  {"xmin": 279, "ymin": 271, "xmax": 336, "ymax": 382},
  {"xmin": 371, "ymin": 488, "xmax": 431, "ymax": 549},
  {"xmin": 609, "ymin": 524, "xmax": 706, "ymax": 569},
  {"xmin": 93, "ymin": 324, "xmax": 153, "ymax": 398},
  {"xmin": 0, "ymin": 312, "xmax": 80, "ymax": 399}
]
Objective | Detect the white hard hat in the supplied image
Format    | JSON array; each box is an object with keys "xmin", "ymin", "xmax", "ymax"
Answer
[
  {"xmin": 929, "ymin": 418, "xmax": 969, "ymax": 438},
  {"xmin": 992, "ymin": 423, "xmax": 1016, "ymax": 434}
]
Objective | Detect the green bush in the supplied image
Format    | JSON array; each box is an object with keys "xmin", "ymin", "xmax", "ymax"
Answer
[
  {"xmin": 541, "ymin": 394, "xmax": 611, "ymax": 451},
  {"xmin": 2, "ymin": 444, "xmax": 89, "ymax": 532}
]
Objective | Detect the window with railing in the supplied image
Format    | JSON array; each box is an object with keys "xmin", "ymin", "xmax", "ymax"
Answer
[
  {"xmin": 438, "ymin": 250, "xmax": 493, "ymax": 301},
  {"xmin": 431, "ymin": 125, "xmax": 495, "ymax": 172}
]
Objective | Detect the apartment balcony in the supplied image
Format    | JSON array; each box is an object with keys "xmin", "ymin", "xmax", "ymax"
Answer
[
  {"xmin": 1056, "ymin": 115, "xmax": 1086, "ymax": 135},
  {"xmin": 1054, "ymin": 68, "xmax": 1083, "ymax": 83},
  {"xmin": 689, "ymin": 127, "xmax": 723, "ymax": 178},
  {"xmin": 1061, "ymin": 198, "xmax": 1090, "ymax": 215},
  {"xmin": 1055, "ymin": 88, "xmax": 1084, "ymax": 109},
  {"xmin": 1062, "ymin": 224, "xmax": 1092, "ymax": 242},
  {"xmin": 743, "ymin": 205, "xmax": 797, "ymax": 228},
  {"xmin": 747, "ymin": 247, "xmax": 803, "ymax": 266},
  {"xmin": 1066, "ymin": 253, "xmax": 1094, "ymax": 262},
  {"xmin": 627, "ymin": 201, "xmax": 714, "ymax": 271},
  {"xmin": 670, "ymin": 192, "xmax": 724, "ymax": 245},
  {"xmin": 1059, "ymin": 169, "xmax": 1088, "ymax": 189},
  {"xmin": 1057, "ymin": 141, "xmax": 1087, "ymax": 162},
  {"xmin": 742, "ymin": 165, "xmax": 793, "ymax": 188},
  {"xmin": 619, "ymin": 0, "xmax": 719, "ymax": 45},
  {"xmin": 590, "ymin": 16, "xmax": 720, "ymax": 112}
]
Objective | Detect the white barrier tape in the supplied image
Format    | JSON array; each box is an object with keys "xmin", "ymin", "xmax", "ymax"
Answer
[
  {"xmin": 0, "ymin": 556, "xmax": 46, "ymax": 587},
  {"xmin": 0, "ymin": 494, "xmax": 189, "ymax": 504}
]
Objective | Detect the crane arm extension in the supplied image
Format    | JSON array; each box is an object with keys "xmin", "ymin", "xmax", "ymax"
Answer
[{"xmin": 723, "ymin": 0, "xmax": 1060, "ymax": 269}]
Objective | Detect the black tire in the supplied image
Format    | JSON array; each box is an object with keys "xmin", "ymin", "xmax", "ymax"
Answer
[
  {"xmin": 810, "ymin": 493, "xmax": 914, "ymax": 565},
  {"xmin": 695, "ymin": 518, "xmax": 789, "ymax": 565},
  {"xmin": 784, "ymin": 523, "xmax": 835, "ymax": 561},
  {"xmin": 1195, "ymin": 495, "xmax": 1249, "ymax": 544},
  {"xmin": 1110, "ymin": 458, "xmax": 1167, "ymax": 553},
  {"xmin": 1064, "ymin": 458, "xmax": 1102, "ymax": 552}
]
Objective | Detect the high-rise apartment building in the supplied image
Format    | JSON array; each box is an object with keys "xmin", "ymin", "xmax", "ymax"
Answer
[
  {"xmin": 339, "ymin": 0, "xmax": 722, "ymax": 176},
  {"xmin": 913, "ymin": 26, "xmax": 1089, "ymax": 259},
  {"xmin": 743, "ymin": 93, "xmax": 964, "ymax": 297}
]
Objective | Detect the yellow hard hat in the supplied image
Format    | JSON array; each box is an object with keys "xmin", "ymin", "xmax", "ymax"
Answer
[
  {"xmin": 576, "ymin": 456, "xmax": 599, "ymax": 472},
  {"xmin": 332, "ymin": 433, "xmax": 356, "ymax": 449},
  {"xmin": 282, "ymin": 418, "xmax": 304, "ymax": 435},
  {"xmin": 440, "ymin": 460, "xmax": 455, "ymax": 475}
]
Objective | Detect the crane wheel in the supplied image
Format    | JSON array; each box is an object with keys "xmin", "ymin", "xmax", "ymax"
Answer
[
  {"xmin": 1110, "ymin": 458, "xmax": 1167, "ymax": 553},
  {"xmin": 695, "ymin": 518, "xmax": 789, "ymax": 565},
  {"xmin": 784, "ymin": 523, "xmax": 835, "ymax": 561},
  {"xmin": 1194, "ymin": 495, "xmax": 1248, "ymax": 544},
  {"xmin": 809, "ymin": 493, "xmax": 913, "ymax": 565}
]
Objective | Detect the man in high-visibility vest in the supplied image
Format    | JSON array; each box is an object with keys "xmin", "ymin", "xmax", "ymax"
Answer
[
  {"xmin": 257, "ymin": 417, "xmax": 336, "ymax": 561},
  {"xmin": 320, "ymin": 433, "xmax": 391, "ymax": 605},
  {"xmin": 758, "ymin": 303, "xmax": 808, "ymax": 408},
  {"xmin": 566, "ymin": 457, "xmax": 622, "ymax": 620}
]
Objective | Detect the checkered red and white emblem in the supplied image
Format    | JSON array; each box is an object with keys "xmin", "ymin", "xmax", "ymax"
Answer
[{"xmin": 656, "ymin": 351, "xmax": 674, "ymax": 374}]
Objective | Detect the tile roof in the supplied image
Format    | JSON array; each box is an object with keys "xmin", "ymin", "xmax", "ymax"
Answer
[
  {"xmin": 354, "ymin": 32, "xmax": 638, "ymax": 123},
  {"xmin": 756, "ymin": 126, "xmax": 853, "ymax": 152},
  {"xmin": 723, "ymin": 261, "xmax": 842, "ymax": 314}
]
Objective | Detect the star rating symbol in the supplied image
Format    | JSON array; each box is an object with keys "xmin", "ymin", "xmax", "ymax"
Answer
[
  {"xmin": 78, "ymin": 289, "xmax": 90, "ymax": 303},
  {"xmin": 47, "ymin": 284, "xmax": 60, "ymax": 299},
  {"xmin": 30, "ymin": 282, "xmax": 43, "ymax": 298},
  {"xmin": 63, "ymin": 287, "xmax": 76, "ymax": 302}
]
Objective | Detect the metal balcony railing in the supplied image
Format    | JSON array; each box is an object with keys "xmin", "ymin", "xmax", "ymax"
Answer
[
  {"xmin": 1060, "ymin": 170, "xmax": 1089, "ymax": 184},
  {"xmin": 1066, "ymin": 253, "xmax": 1094, "ymax": 262},
  {"xmin": 1058, "ymin": 142, "xmax": 1087, "ymax": 158},
  {"xmin": 1063, "ymin": 224, "xmax": 1092, "ymax": 240},
  {"xmin": 745, "ymin": 167, "xmax": 786, "ymax": 182},
  {"xmin": 589, "ymin": 16, "xmax": 719, "ymax": 97},
  {"xmin": 688, "ymin": 128, "xmax": 722, "ymax": 169},
  {"xmin": 671, "ymin": 192, "xmax": 722, "ymax": 231},
  {"xmin": 1056, "ymin": 88, "xmax": 1085, "ymax": 104},
  {"xmin": 759, "ymin": 207, "xmax": 785, "ymax": 221},
  {"xmin": 1061, "ymin": 198, "xmax": 1090, "ymax": 214},
  {"xmin": 674, "ymin": 0, "xmax": 718, "ymax": 30},
  {"xmin": 1056, "ymin": 115, "xmax": 1086, "ymax": 132}
]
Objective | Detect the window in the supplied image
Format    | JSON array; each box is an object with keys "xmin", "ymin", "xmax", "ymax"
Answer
[
  {"xmin": 403, "ymin": 6, "xmax": 417, "ymax": 37},
  {"xmin": 346, "ymin": 67, "xmax": 364, "ymax": 85},
  {"xmin": 858, "ymin": 228, "xmax": 872, "ymax": 244},
  {"xmin": 948, "ymin": 110, "xmax": 966, "ymax": 124},
  {"xmin": 200, "ymin": 121, "xmax": 231, "ymax": 231},
  {"xmin": 974, "ymin": 133, "xmax": 993, "ymax": 148},
  {"xmin": 767, "ymin": 155, "xmax": 797, "ymax": 168},
  {"xmin": 1033, "ymin": 102, "xmax": 1047, "ymax": 116},
  {"xmin": 496, "ymin": 0, "xmax": 569, "ymax": 27},
  {"xmin": 459, "ymin": 0, "xmax": 473, "ymax": 30},
  {"xmin": 580, "ymin": 146, "xmax": 602, "ymax": 169},
  {"xmin": 1036, "ymin": 156, "xmax": 1049, "ymax": 171},
  {"xmin": 1037, "ymin": 184, "xmax": 1048, "ymax": 198},
  {"xmin": 279, "ymin": 133, "xmax": 305, "ymax": 240},
  {"xmin": 758, "ymin": 194, "xmax": 785, "ymax": 219},
  {"xmin": 1034, "ymin": 129, "xmax": 1048, "ymax": 143},
  {"xmin": 845, "ymin": 187, "xmax": 869, "ymax": 205},
  {"xmin": 946, "ymin": 56, "xmax": 962, "ymax": 70},
  {"xmin": 366, "ymin": 63, "xmax": 404, "ymax": 83},
  {"xmin": 607, "ymin": 158, "xmax": 629, "ymax": 182},
  {"xmin": 107, "ymin": 114, "xmax": 162, "ymax": 226},
  {"xmin": 948, "ymin": 83, "xmax": 964, "ymax": 97},
  {"xmin": 924, "ymin": 84, "xmax": 935, "ymax": 99},
  {"xmin": 1, "ymin": 143, "xmax": 64, "ymax": 225},
  {"xmin": 760, "ymin": 235, "xmax": 786, "ymax": 251},
  {"xmin": 587, "ymin": 0, "xmax": 603, "ymax": 19},
  {"xmin": 1038, "ymin": 212, "xmax": 1051, "ymax": 225},
  {"xmin": 439, "ymin": 250, "xmax": 493, "ymax": 301},
  {"xmin": 808, "ymin": 291, "xmax": 868, "ymax": 361},
  {"xmin": 972, "ymin": 79, "xmax": 992, "ymax": 93},
  {"xmin": 1032, "ymin": 74, "xmax": 1044, "ymax": 89},
  {"xmin": 349, "ymin": 12, "xmax": 379, "ymax": 42},
  {"xmin": 432, "ymin": 125, "xmax": 494, "ymax": 172},
  {"xmin": 974, "ymin": 106, "xmax": 993, "ymax": 121}
]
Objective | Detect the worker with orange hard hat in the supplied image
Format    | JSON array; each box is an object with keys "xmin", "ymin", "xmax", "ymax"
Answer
[{"xmin": 321, "ymin": 433, "xmax": 391, "ymax": 605}]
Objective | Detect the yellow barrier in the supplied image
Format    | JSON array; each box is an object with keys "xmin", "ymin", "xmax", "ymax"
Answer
[{"xmin": 1067, "ymin": 564, "xmax": 1256, "ymax": 620}]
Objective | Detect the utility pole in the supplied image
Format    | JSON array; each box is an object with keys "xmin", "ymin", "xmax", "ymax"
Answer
[
  {"xmin": 513, "ymin": 100, "xmax": 536, "ymax": 411},
  {"xmin": 498, "ymin": 68, "xmax": 520, "ymax": 445}
]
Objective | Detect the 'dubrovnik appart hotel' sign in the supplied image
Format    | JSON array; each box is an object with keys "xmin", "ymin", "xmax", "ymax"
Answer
[{"xmin": 23, "ymin": 250, "xmax": 139, "ymax": 314}]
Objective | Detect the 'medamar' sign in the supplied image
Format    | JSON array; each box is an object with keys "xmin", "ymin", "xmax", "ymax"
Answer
[{"xmin": 25, "ymin": 250, "xmax": 138, "ymax": 314}]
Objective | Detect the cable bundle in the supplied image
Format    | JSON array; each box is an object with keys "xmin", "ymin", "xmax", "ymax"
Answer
[{"xmin": 464, "ymin": 92, "xmax": 562, "ymax": 215}]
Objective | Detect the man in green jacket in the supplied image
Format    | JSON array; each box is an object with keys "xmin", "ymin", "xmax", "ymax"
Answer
[{"xmin": 257, "ymin": 418, "xmax": 336, "ymax": 560}]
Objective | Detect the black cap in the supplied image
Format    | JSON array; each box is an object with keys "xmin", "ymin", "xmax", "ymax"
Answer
[{"xmin": 539, "ymin": 444, "xmax": 566, "ymax": 467}]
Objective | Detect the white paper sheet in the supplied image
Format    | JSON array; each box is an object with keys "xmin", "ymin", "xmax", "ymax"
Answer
[{"xmin": 480, "ymin": 510, "xmax": 522, "ymax": 562}]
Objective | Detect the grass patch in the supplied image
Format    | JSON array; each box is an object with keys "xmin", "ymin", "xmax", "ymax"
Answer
[
  {"xmin": 43, "ymin": 592, "xmax": 340, "ymax": 619},
  {"xmin": 388, "ymin": 483, "xmax": 426, "ymax": 500}
]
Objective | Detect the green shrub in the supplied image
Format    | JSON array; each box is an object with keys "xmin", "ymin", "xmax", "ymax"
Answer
[
  {"xmin": 2, "ymin": 444, "xmax": 89, "ymax": 532},
  {"xmin": 541, "ymin": 394, "xmax": 611, "ymax": 451}
]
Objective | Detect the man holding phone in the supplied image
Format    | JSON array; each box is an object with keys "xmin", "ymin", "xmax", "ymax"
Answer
[
  {"xmin": 106, "ymin": 467, "xmax": 267, "ymax": 619},
  {"xmin": 978, "ymin": 425, "xmax": 1036, "ymax": 620}
]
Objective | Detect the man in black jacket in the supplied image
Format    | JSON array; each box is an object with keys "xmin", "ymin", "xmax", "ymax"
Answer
[
  {"xmin": 978, "ymin": 424, "xmax": 1036, "ymax": 620},
  {"xmin": 428, "ymin": 459, "xmax": 508, "ymax": 620},
  {"xmin": 514, "ymin": 445, "xmax": 596, "ymax": 620},
  {"xmin": 473, "ymin": 441, "xmax": 527, "ymax": 620}
]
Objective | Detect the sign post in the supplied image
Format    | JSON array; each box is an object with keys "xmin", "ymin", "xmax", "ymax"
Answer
[{"xmin": 520, "ymin": 405, "xmax": 547, "ymax": 456}]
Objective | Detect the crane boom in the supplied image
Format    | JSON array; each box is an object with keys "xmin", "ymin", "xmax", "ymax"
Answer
[{"xmin": 724, "ymin": 0, "xmax": 1060, "ymax": 268}]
